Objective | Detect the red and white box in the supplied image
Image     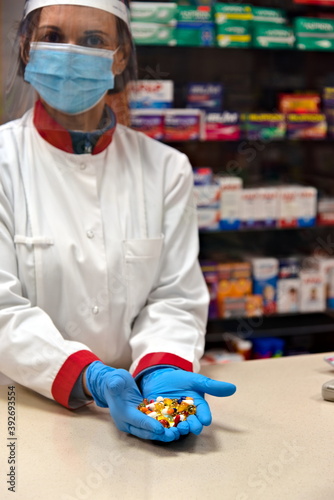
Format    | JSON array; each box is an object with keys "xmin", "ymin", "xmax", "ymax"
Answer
[{"xmin": 299, "ymin": 271, "xmax": 326, "ymax": 312}]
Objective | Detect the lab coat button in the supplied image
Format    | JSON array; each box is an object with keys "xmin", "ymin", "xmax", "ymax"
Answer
[
  {"xmin": 86, "ymin": 230, "xmax": 94, "ymax": 239},
  {"xmin": 80, "ymin": 164, "xmax": 86, "ymax": 170},
  {"xmin": 92, "ymin": 306, "xmax": 99, "ymax": 315}
]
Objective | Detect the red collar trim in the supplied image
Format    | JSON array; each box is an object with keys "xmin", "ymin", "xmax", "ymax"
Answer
[{"xmin": 33, "ymin": 100, "xmax": 115, "ymax": 155}]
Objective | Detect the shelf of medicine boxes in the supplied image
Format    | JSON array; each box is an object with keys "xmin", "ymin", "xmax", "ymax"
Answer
[
  {"xmin": 135, "ymin": 46, "xmax": 334, "ymax": 105},
  {"xmin": 205, "ymin": 311, "xmax": 334, "ymax": 341}
]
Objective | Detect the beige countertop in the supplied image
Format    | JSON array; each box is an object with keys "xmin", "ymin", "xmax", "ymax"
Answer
[{"xmin": 0, "ymin": 353, "xmax": 333, "ymax": 500}]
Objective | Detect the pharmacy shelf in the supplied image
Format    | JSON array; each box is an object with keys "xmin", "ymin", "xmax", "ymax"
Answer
[
  {"xmin": 136, "ymin": 44, "xmax": 334, "ymax": 55},
  {"xmin": 163, "ymin": 139, "xmax": 334, "ymax": 145},
  {"xmin": 206, "ymin": 311, "xmax": 334, "ymax": 340},
  {"xmin": 199, "ymin": 225, "xmax": 334, "ymax": 261},
  {"xmin": 199, "ymin": 224, "xmax": 334, "ymax": 234}
]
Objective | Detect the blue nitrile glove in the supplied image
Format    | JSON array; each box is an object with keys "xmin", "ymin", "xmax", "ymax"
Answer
[
  {"xmin": 85, "ymin": 361, "xmax": 181, "ymax": 442},
  {"xmin": 139, "ymin": 367, "xmax": 236, "ymax": 436}
]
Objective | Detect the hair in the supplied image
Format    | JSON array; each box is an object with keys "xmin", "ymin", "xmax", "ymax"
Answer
[{"xmin": 17, "ymin": 3, "xmax": 137, "ymax": 93}]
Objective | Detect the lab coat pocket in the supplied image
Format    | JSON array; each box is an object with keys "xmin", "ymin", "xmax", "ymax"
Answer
[
  {"xmin": 14, "ymin": 235, "xmax": 54, "ymax": 305},
  {"xmin": 123, "ymin": 235, "xmax": 164, "ymax": 322}
]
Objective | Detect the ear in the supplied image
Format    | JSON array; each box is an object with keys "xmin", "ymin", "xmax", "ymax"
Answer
[
  {"xmin": 20, "ymin": 36, "xmax": 30, "ymax": 66},
  {"xmin": 112, "ymin": 42, "xmax": 131, "ymax": 76}
]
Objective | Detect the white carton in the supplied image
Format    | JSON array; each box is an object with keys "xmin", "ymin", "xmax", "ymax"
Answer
[
  {"xmin": 277, "ymin": 278, "xmax": 300, "ymax": 313},
  {"xmin": 197, "ymin": 207, "xmax": 220, "ymax": 230},
  {"xmin": 277, "ymin": 186, "xmax": 298, "ymax": 228},
  {"xmin": 193, "ymin": 184, "xmax": 220, "ymax": 207},
  {"xmin": 297, "ymin": 186, "xmax": 317, "ymax": 227},
  {"xmin": 259, "ymin": 187, "xmax": 278, "ymax": 227},
  {"xmin": 218, "ymin": 177, "xmax": 242, "ymax": 230},
  {"xmin": 240, "ymin": 188, "xmax": 262, "ymax": 228},
  {"xmin": 299, "ymin": 271, "xmax": 326, "ymax": 312}
]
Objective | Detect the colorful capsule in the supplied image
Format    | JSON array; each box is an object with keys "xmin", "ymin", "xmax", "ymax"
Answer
[{"xmin": 137, "ymin": 397, "xmax": 197, "ymax": 428}]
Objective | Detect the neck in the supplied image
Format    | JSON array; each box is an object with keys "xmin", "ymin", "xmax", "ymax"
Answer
[{"xmin": 41, "ymin": 98, "xmax": 106, "ymax": 132}]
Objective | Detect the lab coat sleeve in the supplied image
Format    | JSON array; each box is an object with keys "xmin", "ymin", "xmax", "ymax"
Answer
[
  {"xmin": 129, "ymin": 153, "xmax": 209, "ymax": 377},
  {"xmin": 0, "ymin": 180, "xmax": 100, "ymax": 408}
]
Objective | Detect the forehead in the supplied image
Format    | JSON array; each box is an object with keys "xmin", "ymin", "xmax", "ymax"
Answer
[{"xmin": 38, "ymin": 5, "xmax": 117, "ymax": 31}]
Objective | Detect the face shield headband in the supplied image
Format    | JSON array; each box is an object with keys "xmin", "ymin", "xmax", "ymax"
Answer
[{"xmin": 23, "ymin": 0, "xmax": 130, "ymax": 28}]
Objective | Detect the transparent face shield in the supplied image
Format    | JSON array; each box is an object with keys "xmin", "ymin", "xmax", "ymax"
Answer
[{"xmin": 3, "ymin": 0, "xmax": 137, "ymax": 125}]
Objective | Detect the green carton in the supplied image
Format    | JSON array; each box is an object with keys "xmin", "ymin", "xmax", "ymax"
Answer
[
  {"xmin": 130, "ymin": 2, "xmax": 177, "ymax": 25},
  {"xmin": 214, "ymin": 4, "xmax": 252, "ymax": 24},
  {"xmin": 253, "ymin": 24, "xmax": 295, "ymax": 49},
  {"xmin": 216, "ymin": 20, "xmax": 251, "ymax": 48},
  {"xmin": 131, "ymin": 22, "xmax": 177, "ymax": 45},
  {"xmin": 177, "ymin": 6, "xmax": 213, "ymax": 23},
  {"xmin": 252, "ymin": 7, "xmax": 287, "ymax": 24},
  {"xmin": 295, "ymin": 17, "xmax": 334, "ymax": 51}
]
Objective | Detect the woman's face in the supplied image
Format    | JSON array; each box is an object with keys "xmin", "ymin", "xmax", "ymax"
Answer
[
  {"xmin": 31, "ymin": 5, "xmax": 119, "ymax": 51},
  {"xmin": 25, "ymin": 5, "xmax": 128, "ymax": 128}
]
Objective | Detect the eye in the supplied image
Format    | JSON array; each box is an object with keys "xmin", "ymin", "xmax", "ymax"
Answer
[
  {"xmin": 39, "ymin": 31, "xmax": 62, "ymax": 43},
  {"xmin": 82, "ymin": 35, "xmax": 105, "ymax": 48}
]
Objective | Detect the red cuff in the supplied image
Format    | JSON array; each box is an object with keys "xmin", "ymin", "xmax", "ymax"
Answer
[
  {"xmin": 133, "ymin": 352, "xmax": 193, "ymax": 378},
  {"xmin": 51, "ymin": 350, "xmax": 101, "ymax": 409}
]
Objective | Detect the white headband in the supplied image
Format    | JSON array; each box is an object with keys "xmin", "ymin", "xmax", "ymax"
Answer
[{"xmin": 24, "ymin": 0, "xmax": 130, "ymax": 27}]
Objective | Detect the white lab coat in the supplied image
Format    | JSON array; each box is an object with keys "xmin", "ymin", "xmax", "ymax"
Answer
[{"xmin": 0, "ymin": 108, "xmax": 209, "ymax": 407}]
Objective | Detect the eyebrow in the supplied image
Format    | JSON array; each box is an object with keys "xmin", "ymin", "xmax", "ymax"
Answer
[
  {"xmin": 83, "ymin": 30, "xmax": 109, "ymax": 36},
  {"xmin": 36, "ymin": 25, "xmax": 62, "ymax": 31},
  {"xmin": 36, "ymin": 26, "xmax": 109, "ymax": 37}
]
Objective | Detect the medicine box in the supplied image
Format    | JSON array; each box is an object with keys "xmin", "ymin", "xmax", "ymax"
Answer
[
  {"xmin": 216, "ymin": 21, "xmax": 252, "ymax": 48},
  {"xmin": 243, "ymin": 113, "xmax": 286, "ymax": 140},
  {"xmin": 213, "ymin": 4, "xmax": 253, "ymax": 23},
  {"xmin": 327, "ymin": 267, "xmax": 334, "ymax": 309},
  {"xmin": 131, "ymin": 22, "xmax": 176, "ymax": 45},
  {"xmin": 286, "ymin": 113, "xmax": 327, "ymax": 139},
  {"xmin": 251, "ymin": 258, "xmax": 279, "ymax": 314},
  {"xmin": 216, "ymin": 262, "xmax": 252, "ymax": 298},
  {"xmin": 193, "ymin": 167, "xmax": 213, "ymax": 186},
  {"xmin": 240, "ymin": 189, "xmax": 262, "ymax": 229},
  {"xmin": 299, "ymin": 271, "xmax": 326, "ymax": 312},
  {"xmin": 193, "ymin": 184, "xmax": 220, "ymax": 207},
  {"xmin": 176, "ymin": 21, "xmax": 215, "ymax": 46},
  {"xmin": 186, "ymin": 83, "xmax": 223, "ymax": 112},
  {"xmin": 259, "ymin": 187, "xmax": 278, "ymax": 228},
  {"xmin": 277, "ymin": 187, "xmax": 299, "ymax": 228},
  {"xmin": 176, "ymin": 6, "xmax": 214, "ymax": 46},
  {"xmin": 252, "ymin": 24, "xmax": 295, "ymax": 49},
  {"xmin": 278, "ymin": 257, "xmax": 301, "ymax": 279},
  {"xmin": 297, "ymin": 187, "xmax": 317, "ymax": 227},
  {"xmin": 218, "ymin": 295, "xmax": 263, "ymax": 319},
  {"xmin": 251, "ymin": 7, "xmax": 287, "ymax": 24},
  {"xmin": 197, "ymin": 207, "xmax": 220, "ymax": 231},
  {"xmin": 295, "ymin": 17, "xmax": 334, "ymax": 51},
  {"xmin": 205, "ymin": 112, "xmax": 241, "ymax": 140},
  {"xmin": 130, "ymin": 110, "xmax": 165, "ymax": 140},
  {"xmin": 130, "ymin": 2, "xmax": 177, "ymax": 25},
  {"xmin": 277, "ymin": 279, "xmax": 301, "ymax": 313},
  {"xmin": 318, "ymin": 197, "xmax": 334, "ymax": 225},
  {"xmin": 218, "ymin": 177, "xmax": 242, "ymax": 230},
  {"xmin": 323, "ymin": 87, "xmax": 334, "ymax": 109},
  {"xmin": 128, "ymin": 80, "xmax": 174, "ymax": 109},
  {"xmin": 279, "ymin": 93, "xmax": 321, "ymax": 114},
  {"xmin": 201, "ymin": 261, "xmax": 219, "ymax": 319},
  {"xmin": 164, "ymin": 109, "xmax": 204, "ymax": 141}
]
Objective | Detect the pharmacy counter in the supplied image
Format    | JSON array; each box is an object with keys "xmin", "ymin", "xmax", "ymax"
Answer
[{"xmin": 0, "ymin": 353, "xmax": 333, "ymax": 500}]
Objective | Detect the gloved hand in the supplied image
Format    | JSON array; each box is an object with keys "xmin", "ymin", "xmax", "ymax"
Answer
[
  {"xmin": 85, "ymin": 361, "xmax": 180, "ymax": 442},
  {"xmin": 139, "ymin": 368, "xmax": 236, "ymax": 436}
]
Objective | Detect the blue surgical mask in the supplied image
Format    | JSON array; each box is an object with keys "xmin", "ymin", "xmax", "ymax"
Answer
[{"xmin": 24, "ymin": 42, "xmax": 117, "ymax": 115}]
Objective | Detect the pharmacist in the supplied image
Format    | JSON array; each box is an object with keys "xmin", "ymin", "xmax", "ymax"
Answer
[{"xmin": 0, "ymin": 0, "xmax": 236, "ymax": 442}]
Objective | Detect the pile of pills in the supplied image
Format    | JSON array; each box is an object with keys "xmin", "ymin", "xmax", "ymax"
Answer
[{"xmin": 137, "ymin": 396, "xmax": 197, "ymax": 428}]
